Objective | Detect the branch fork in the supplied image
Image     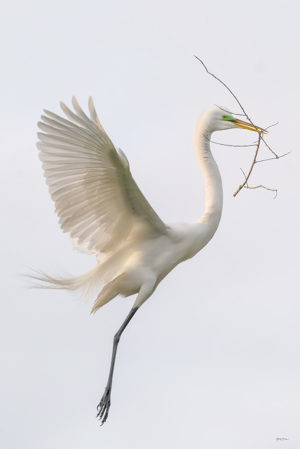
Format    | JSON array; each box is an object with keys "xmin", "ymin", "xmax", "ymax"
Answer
[{"xmin": 194, "ymin": 55, "xmax": 288, "ymax": 197}]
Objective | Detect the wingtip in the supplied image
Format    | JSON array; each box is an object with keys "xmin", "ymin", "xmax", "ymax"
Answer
[
  {"xmin": 72, "ymin": 96, "xmax": 79, "ymax": 108},
  {"xmin": 90, "ymin": 306, "xmax": 97, "ymax": 315},
  {"xmin": 60, "ymin": 101, "xmax": 71, "ymax": 114}
]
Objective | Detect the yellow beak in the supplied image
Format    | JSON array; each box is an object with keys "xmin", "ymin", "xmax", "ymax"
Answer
[{"xmin": 234, "ymin": 119, "xmax": 267, "ymax": 134}]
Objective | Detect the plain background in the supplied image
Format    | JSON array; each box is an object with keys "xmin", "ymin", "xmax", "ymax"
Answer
[{"xmin": 1, "ymin": 0, "xmax": 299, "ymax": 448}]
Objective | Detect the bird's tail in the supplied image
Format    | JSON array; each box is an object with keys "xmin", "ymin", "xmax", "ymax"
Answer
[
  {"xmin": 90, "ymin": 273, "xmax": 127, "ymax": 314},
  {"xmin": 28, "ymin": 246, "xmax": 132, "ymax": 311},
  {"xmin": 28, "ymin": 262, "xmax": 129, "ymax": 312},
  {"xmin": 28, "ymin": 264, "xmax": 104, "ymax": 299}
]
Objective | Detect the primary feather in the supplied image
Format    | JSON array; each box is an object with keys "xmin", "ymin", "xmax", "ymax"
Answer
[
  {"xmin": 34, "ymin": 99, "xmax": 265, "ymax": 424},
  {"xmin": 38, "ymin": 97, "xmax": 167, "ymax": 253},
  {"xmin": 36, "ymin": 97, "xmax": 168, "ymax": 305},
  {"xmin": 36, "ymin": 101, "xmax": 243, "ymax": 312}
]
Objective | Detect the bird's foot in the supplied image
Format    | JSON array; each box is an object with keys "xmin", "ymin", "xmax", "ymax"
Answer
[{"xmin": 96, "ymin": 386, "xmax": 111, "ymax": 425}]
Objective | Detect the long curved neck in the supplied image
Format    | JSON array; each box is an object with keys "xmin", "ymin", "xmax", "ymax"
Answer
[{"xmin": 193, "ymin": 122, "xmax": 223, "ymax": 233}]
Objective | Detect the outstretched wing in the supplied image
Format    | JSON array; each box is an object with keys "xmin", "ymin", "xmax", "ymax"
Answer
[{"xmin": 37, "ymin": 97, "xmax": 167, "ymax": 253}]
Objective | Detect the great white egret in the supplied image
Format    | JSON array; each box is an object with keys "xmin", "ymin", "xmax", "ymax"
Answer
[{"xmin": 36, "ymin": 97, "xmax": 266, "ymax": 424}]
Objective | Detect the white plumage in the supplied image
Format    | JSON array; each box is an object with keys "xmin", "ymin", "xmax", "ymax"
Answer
[
  {"xmin": 37, "ymin": 97, "xmax": 171, "ymax": 311},
  {"xmin": 36, "ymin": 98, "xmax": 265, "ymax": 423}
]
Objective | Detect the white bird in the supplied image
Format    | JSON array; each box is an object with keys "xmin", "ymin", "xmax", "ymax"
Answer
[{"xmin": 36, "ymin": 98, "xmax": 266, "ymax": 424}]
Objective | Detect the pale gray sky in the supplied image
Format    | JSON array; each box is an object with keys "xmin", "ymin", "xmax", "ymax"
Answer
[{"xmin": 1, "ymin": 0, "xmax": 299, "ymax": 448}]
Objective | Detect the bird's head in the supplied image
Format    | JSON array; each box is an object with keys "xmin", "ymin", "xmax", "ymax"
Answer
[{"xmin": 200, "ymin": 105, "xmax": 267, "ymax": 134}]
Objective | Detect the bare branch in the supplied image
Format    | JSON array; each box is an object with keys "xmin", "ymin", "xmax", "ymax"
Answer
[
  {"xmin": 233, "ymin": 133, "xmax": 262, "ymax": 197},
  {"xmin": 243, "ymin": 184, "xmax": 278, "ymax": 198},
  {"xmin": 256, "ymin": 152, "xmax": 290, "ymax": 164},
  {"xmin": 265, "ymin": 121, "xmax": 279, "ymax": 130},
  {"xmin": 194, "ymin": 55, "xmax": 253, "ymax": 124},
  {"xmin": 240, "ymin": 168, "xmax": 249, "ymax": 181},
  {"xmin": 239, "ymin": 168, "xmax": 278, "ymax": 198},
  {"xmin": 194, "ymin": 56, "xmax": 288, "ymax": 197},
  {"xmin": 203, "ymin": 134, "xmax": 257, "ymax": 148},
  {"xmin": 211, "ymin": 141, "xmax": 257, "ymax": 148},
  {"xmin": 261, "ymin": 136, "xmax": 279, "ymax": 158},
  {"xmin": 214, "ymin": 105, "xmax": 246, "ymax": 117}
]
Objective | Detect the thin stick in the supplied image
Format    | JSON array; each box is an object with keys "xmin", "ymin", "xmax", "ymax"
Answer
[
  {"xmin": 215, "ymin": 105, "xmax": 246, "ymax": 117},
  {"xmin": 244, "ymin": 184, "xmax": 278, "ymax": 198},
  {"xmin": 265, "ymin": 121, "xmax": 279, "ymax": 130},
  {"xmin": 194, "ymin": 55, "xmax": 253, "ymax": 124},
  {"xmin": 204, "ymin": 134, "xmax": 257, "ymax": 148},
  {"xmin": 261, "ymin": 136, "xmax": 279, "ymax": 158},
  {"xmin": 239, "ymin": 168, "xmax": 278, "ymax": 198},
  {"xmin": 210, "ymin": 140, "xmax": 257, "ymax": 148},
  {"xmin": 256, "ymin": 152, "xmax": 290, "ymax": 164},
  {"xmin": 194, "ymin": 55, "xmax": 286, "ymax": 197},
  {"xmin": 233, "ymin": 134, "xmax": 262, "ymax": 197}
]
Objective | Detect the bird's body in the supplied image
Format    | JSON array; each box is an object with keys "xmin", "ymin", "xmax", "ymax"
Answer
[
  {"xmin": 36, "ymin": 98, "xmax": 265, "ymax": 423},
  {"xmin": 100, "ymin": 220, "xmax": 217, "ymax": 306}
]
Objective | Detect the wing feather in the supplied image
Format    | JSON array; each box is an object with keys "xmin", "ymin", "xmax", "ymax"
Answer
[{"xmin": 37, "ymin": 97, "xmax": 167, "ymax": 253}]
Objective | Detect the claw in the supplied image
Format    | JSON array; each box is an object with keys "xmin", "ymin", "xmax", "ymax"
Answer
[{"xmin": 96, "ymin": 386, "xmax": 111, "ymax": 425}]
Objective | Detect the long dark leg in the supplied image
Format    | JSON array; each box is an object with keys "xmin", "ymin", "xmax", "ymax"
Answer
[{"xmin": 96, "ymin": 306, "xmax": 139, "ymax": 425}]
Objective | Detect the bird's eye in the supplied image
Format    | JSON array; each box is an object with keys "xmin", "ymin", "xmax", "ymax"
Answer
[{"xmin": 222, "ymin": 114, "xmax": 234, "ymax": 122}]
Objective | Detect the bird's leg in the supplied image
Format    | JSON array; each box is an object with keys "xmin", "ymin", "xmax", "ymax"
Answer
[{"xmin": 96, "ymin": 306, "xmax": 139, "ymax": 425}]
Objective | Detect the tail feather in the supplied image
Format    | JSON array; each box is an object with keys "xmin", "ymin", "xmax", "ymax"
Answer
[
  {"xmin": 28, "ymin": 265, "xmax": 128, "ymax": 313},
  {"xmin": 28, "ymin": 264, "xmax": 104, "ymax": 298},
  {"xmin": 90, "ymin": 273, "xmax": 127, "ymax": 314}
]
